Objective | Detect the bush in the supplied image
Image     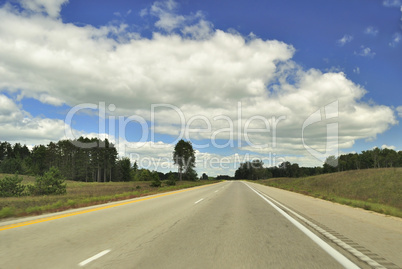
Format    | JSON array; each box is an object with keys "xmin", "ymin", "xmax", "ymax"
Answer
[
  {"xmin": 149, "ymin": 171, "xmax": 162, "ymax": 187},
  {"xmin": 0, "ymin": 174, "xmax": 26, "ymax": 197},
  {"xmin": 150, "ymin": 179, "xmax": 162, "ymax": 187},
  {"xmin": 165, "ymin": 174, "xmax": 176, "ymax": 186},
  {"xmin": 28, "ymin": 167, "xmax": 67, "ymax": 195}
]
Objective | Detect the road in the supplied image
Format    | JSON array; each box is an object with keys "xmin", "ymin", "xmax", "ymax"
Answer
[{"xmin": 0, "ymin": 181, "xmax": 401, "ymax": 268}]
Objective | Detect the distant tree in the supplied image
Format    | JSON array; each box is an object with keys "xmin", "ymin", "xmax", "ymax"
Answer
[
  {"xmin": 201, "ymin": 173, "xmax": 208, "ymax": 180},
  {"xmin": 157, "ymin": 172, "xmax": 165, "ymax": 181},
  {"xmin": 133, "ymin": 161, "xmax": 138, "ymax": 172},
  {"xmin": 398, "ymin": 151, "xmax": 402, "ymax": 167},
  {"xmin": 173, "ymin": 139, "xmax": 196, "ymax": 181},
  {"xmin": 235, "ymin": 160, "xmax": 267, "ymax": 180},
  {"xmin": 323, "ymin": 156, "xmax": 338, "ymax": 173},
  {"xmin": 165, "ymin": 173, "xmax": 176, "ymax": 186},
  {"xmin": 150, "ymin": 171, "xmax": 162, "ymax": 187},
  {"xmin": 29, "ymin": 145, "xmax": 48, "ymax": 175},
  {"xmin": 140, "ymin": 169, "xmax": 153, "ymax": 181},
  {"xmin": 116, "ymin": 158, "xmax": 131, "ymax": 182},
  {"xmin": 216, "ymin": 175, "xmax": 231, "ymax": 180},
  {"xmin": 0, "ymin": 158, "xmax": 22, "ymax": 174},
  {"xmin": 0, "ymin": 142, "xmax": 7, "ymax": 161}
]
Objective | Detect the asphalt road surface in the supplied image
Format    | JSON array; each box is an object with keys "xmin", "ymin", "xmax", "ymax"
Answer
[{"xmin": 1, "ymin": 181, "xmax": 401, "ymax": 268}]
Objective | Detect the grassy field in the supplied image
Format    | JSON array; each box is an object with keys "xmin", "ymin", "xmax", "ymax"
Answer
[
  {"xmin": 256, "ymin": 168, "xmax": 402, "ymax": 218},
  {"xmin": 0, "ymin": 175, "xmax": 220, "ymax": 219}
]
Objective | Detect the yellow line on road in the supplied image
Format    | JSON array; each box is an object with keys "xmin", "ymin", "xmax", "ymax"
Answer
[{"xmin": 0, "ymin": 183, "xmax": 221, "ymax": 232}]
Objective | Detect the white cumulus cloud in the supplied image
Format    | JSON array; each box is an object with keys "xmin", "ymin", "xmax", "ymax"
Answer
[
  {"xmin": 0, "ymin": 95, "xmax": 70, "ymax": 146},
  {"xmin": 19, "ymin": 0, "xmax": 68, "ymax": 18},
  {"xmin": 0, "ymin": 0, "xmax": 398, "ymax": 169},
  {"xmin": 381, "ymin": 144, "xmax": 396, "ymax": 150}
]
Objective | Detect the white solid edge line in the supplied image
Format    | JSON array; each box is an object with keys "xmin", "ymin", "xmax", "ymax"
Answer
[
  {"xmin": 244, "ymin": 182, "xmax": 360, "ymax": 269},
  {"xmin": 252, "ymin": 184, "xmax": 387, "ymax": 269},
  {"xmin": 79, "ymin": 249, "xmax": 111, "ymax": 267},
  {"xmin": 194, "ymin": 198, "xmax": 204, "ymax": 204}
]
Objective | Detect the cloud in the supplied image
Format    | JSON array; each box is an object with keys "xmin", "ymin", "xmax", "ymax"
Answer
[
  {"xmin": 353, "ymin": 67, "xmax": 360, "ymax": 74},
  {"xmin": 337, "ymin": 34, "xmax": 353, "ymax": 46},
  {"xmin": 364, "ymin": 26, "xmax": 379, "ymax": 36},
  {"xmin": 0, "ymin": 1, "xmax": 398, "ymax": 169},
  {"xmin": 382, "ymin": 0, "xmax": 402, "ymax": 7},
  {"xmin": 144, "ymin": 0, "xmax": 213, "ymax": 37},
  {"xmin": 397, "ymin": 106, "xmax": 402, "ymax": 118},
  {"xmin": 389, "ymin": 32, "xmax": 402, "ymax": 47},
  {"xmin": 19, "ymin": 0, "xmax": 68, "ymax": 18},
  {"xmin": 182, "ymin": 19, "xmax": 214, "ymax": 39},
  {"xmin": 382, "ymin": 0, "xmax": 402, "ymax": 21},
  {"xmin": 0, "ymin": 95, "xmax": 22, "ymax": 123},
  {"xmin": 0, "ymin": 95, "xmax": 69, "ymax": 145},
  {"xmin": 381, "ymin": 144, "xmax": 396, "ymax": 150},
  {"xmin": 354, "ymin": 46, "xmax": 376, "ymax": 57},
  {"xmin": 139, "ymin": 8, "xmax": 148, "ymax": 17},
  {"xmin": 151, "ymin": 1, "xmax": 185, "ymax": 32}
]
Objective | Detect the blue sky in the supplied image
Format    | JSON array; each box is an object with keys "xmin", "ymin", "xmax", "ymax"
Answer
[{"xmin": 0, "ymin": 0, "xmax": 401, "ymax": 176}]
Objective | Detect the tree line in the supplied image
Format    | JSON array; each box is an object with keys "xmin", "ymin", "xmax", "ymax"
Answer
[
  {"xmin": 0, "ymin": 137, "xmax": 121, "ymax": 182},
  {"xmin": 234, "ymin": 147, "xmax": 402, "ymax": 180},
  {"xmin": 0, "ymin": 138, "xmax": 201, "ymax": 183}
]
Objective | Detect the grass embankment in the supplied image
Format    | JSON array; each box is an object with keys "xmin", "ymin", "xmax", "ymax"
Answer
[
  {"xmin": 0, "ymin": 176, "xmax": 220, "ymax": 219},
  {"xmin": 257, "ymin": 168, "xmax": 402, "ymax": 218}
]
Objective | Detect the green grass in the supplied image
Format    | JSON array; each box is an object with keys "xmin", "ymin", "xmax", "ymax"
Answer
[
  {"xmin": 0, "ymin": 177, "xmax": 220, "ymax": 219},
  {"xmin": 256, "ymin": 168, "xmax": 402, "ymax": 218}
]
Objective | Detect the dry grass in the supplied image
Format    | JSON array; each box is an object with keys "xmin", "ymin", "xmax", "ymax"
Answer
[
  {"xmin": 0, "ymin": 178, "xmax": 220, "ymax": 219},
  {"xmin": 257, "ymin": 168, "xmax": 402, "ymax": 218}
]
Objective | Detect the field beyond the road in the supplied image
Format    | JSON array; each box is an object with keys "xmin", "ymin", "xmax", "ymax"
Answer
[
  {"xmin": 256, "ymin": 168, "xmax": 402, "ymax": 218},
  {"xmin": 0, "ymin": 177, "xmax": 220, "ymax": 219}
]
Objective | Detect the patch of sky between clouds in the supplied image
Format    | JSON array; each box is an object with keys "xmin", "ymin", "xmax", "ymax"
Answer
[{"xmin": 20, "ymin": 97, "xmax": 70, "ymax": 120}]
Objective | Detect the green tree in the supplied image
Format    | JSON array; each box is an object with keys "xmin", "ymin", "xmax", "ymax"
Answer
[
  {"xmin": 323, "ymin": 156, "xmax": 338, "ymax": 173},
  {"xmin": 0, "ymin": 174, "xmax": 26, "ymax": 197},
  {"xmin": 0, "ymin": 158, "xmax": 22, "ymax": 174},
  {"xmin": 140, "ymin": 169, "xmax": 153, "ymax": 181},
  {"xmin": 150, "ymin": 171, "xmax": 162, "ymax": 187},
  {"xmin": 116, "ymin": 158, "xmax": 131, "ymax": 182},
  {"xmin": 235, "ymin": 160, "xmax": 268, "ymax": 180},
  {"xmin": 173, "ymin": 139, "xmax": 196, "ymax": 181},
  {"xmin": 28, "ymin": 167, "xmax": 66, "ymax": 195},
  {"xmin": 165, "ymin": 173, "xmax": 177, "ymax": 186}
]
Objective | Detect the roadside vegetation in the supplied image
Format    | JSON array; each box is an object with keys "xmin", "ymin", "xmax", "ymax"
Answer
[
  {"xmin": 0, "ymin": 138, "xmax": 217, "ymax": 219},
  {"xmin": 0, "ymin": 176, "xmax": 219, "ymax": 219},
  {"xmin": 256, "ymin": 168, "xmax": 402, "ymax": 218}
]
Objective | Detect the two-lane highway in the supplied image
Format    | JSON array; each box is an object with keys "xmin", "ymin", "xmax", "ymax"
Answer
[{"xmin": 0, "ymin": 181, "xmax": 386, "ymax": 268}]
